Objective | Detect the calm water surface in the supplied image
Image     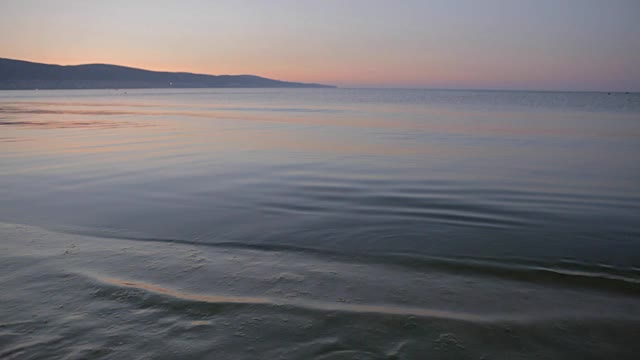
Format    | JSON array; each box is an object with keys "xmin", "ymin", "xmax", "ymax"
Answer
[{"xmin": 1, "ymin": 89, "xmax": 639, "ymax": 359}]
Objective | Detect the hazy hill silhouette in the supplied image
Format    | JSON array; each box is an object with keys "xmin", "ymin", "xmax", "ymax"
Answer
[{"xmin": 0, "ymin": 58, "xmax": 335, "ymax": 89}]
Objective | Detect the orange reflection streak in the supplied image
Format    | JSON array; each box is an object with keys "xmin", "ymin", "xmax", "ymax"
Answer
[{"xmin": 97, "ymin": 275, "xmax": 498, "ymax": 323}]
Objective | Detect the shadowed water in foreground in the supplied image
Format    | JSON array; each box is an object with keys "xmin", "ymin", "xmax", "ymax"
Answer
[
  {"xmin": 1, "ymin": 88, "xmax": 640, "ymax": 358},
  {"xmin": 2, "ymin": 223, "xmax": 639, "ymax": 359}
]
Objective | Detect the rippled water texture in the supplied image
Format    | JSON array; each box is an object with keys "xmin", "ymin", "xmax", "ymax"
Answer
[{"xmin": 1, "ymin": 89, "xmax": 640, "ymax": 359}]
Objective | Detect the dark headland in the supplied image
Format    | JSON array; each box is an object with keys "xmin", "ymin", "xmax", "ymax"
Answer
[{"xmin": 0, "ymin": 58, "xmax": 335, "ymax": 90}]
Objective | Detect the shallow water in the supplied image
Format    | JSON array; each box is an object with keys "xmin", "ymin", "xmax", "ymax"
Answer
[{"xmin": 1, "ymin": 88, "xmax": 639, "ymax": 359}]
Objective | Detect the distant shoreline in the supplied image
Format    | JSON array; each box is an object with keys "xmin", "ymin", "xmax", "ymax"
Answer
[
  {"xmin": 0, "ymin": 57, "xmax": 336, "ymax": 90},
  {"xmin": 0, "ymin": 85, "xmax": 339, "ymax": 91},
  {"xmin": 1, "ymin": 87, "xmax": 637, "ymax": 95}
]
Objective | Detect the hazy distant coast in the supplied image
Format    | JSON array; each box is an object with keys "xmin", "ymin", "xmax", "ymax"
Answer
[{"xmin": 0, "ymin": 58, "xmax": 335, "ymax": 90}]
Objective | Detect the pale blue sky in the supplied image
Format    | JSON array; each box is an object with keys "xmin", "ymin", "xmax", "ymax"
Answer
[{"xmin": 1, "ymin": 0, "xmax": 639, "ymax": 91}]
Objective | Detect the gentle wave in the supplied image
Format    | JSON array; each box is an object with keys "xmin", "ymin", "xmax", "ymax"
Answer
[
  {"xmin": 89, "ymin": 274, "xmax": 640, "ymax": 324},
  {"xmin": 53, "ymin": 224, "xmax": 640, "ymax": 296},
  {"xmin": 93, "ymin": 276, "xmax": 499, "ymax": 323}
]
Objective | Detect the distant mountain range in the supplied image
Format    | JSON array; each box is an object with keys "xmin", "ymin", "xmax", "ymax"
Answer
[{"xmin": 0, "ymin": 58, "xmax": 335, "ymax": 90}]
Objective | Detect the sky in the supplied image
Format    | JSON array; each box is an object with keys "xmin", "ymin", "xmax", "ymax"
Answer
[{"xmin": 1, "ymin": 0, "xmax": 639, "ymax": 91}]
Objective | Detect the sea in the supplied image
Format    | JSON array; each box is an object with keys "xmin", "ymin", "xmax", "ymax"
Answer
[{"xmin": 1, "ymin": 88, "xmax": 639, "ymax": 359}]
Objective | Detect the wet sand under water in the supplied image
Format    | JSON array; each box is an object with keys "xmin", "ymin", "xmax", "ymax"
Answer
[{"xmin": 1, "ymin": 222, "xmax": 639, "ymax": 359}]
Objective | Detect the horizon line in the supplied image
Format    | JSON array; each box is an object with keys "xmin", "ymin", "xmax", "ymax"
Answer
[
  {"xmin": 1, "ymin": 86, "xmax": 637, "ymax": 95},
  {"xmin": 2, "ymin": 56, "xmax": 638, "ymax": 94}
]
